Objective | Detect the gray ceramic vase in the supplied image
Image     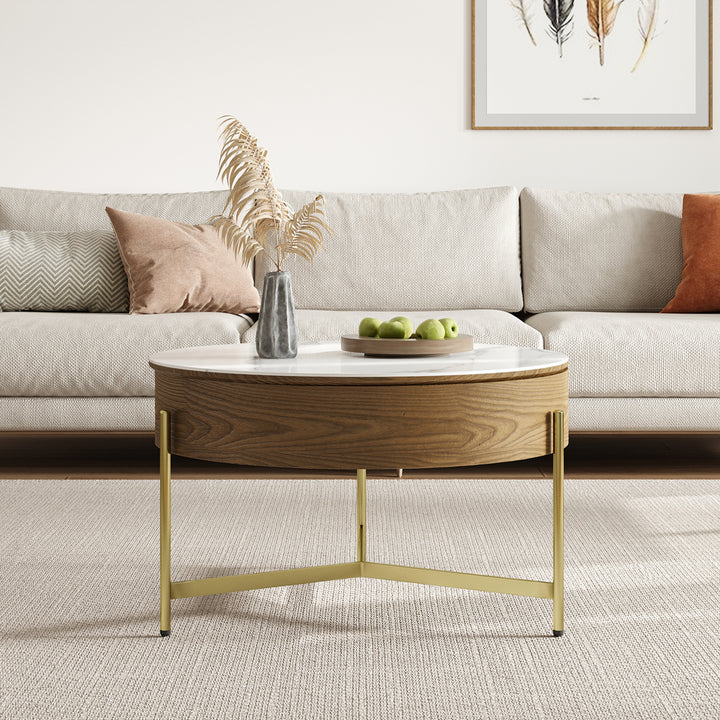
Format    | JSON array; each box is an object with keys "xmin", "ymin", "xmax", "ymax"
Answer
[{"xmin": 255, "ymin": 271, "xmax": 298, "ymax": 359}]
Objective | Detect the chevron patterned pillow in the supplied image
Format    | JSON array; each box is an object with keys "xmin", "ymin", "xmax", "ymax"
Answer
[{"xmin": 0, "ymin": 230, "xmax": 129, "ymax": 312}]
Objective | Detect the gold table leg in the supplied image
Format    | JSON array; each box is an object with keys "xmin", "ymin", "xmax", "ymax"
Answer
[
  {"xmin": 159, "ymin": 410, "xmax": 171, "ymax": 637},
  {"xmin": 357, "ymin": 469, "xmax": 366, "ymax": 562},
  {"xmin": 553, "ymin": 409, "xmax": 565, "ymax": 637},
  {"xmin": 157, "ymin": 413, "xmax": 566, "ymax": 638}
]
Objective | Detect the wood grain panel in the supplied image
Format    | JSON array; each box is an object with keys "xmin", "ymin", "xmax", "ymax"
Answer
[{"xmin": 154, "ymin": 368, "xmax": 568, "ymax": 470}]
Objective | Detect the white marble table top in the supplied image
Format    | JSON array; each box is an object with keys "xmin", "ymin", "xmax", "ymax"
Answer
[{"xmin": 150, "ymin": 343, "xmax": 568, "ymax": 378}]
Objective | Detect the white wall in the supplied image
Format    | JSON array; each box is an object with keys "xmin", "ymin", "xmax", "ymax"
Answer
[{"xmin": 0, "ymin": 0, "xmax": 717, "ymax": 194}]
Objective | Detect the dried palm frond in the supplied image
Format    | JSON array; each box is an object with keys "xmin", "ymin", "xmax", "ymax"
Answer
[
  {"xmin": 212, "ymin": 116, "xmax": 331, "ymax": 271},
  {"xmin": 279, "ymin": 195, "xmax": 332, "ymax": 264},
  {"xmin": 211, "ymin": 215, "xmax": 264, "ymax": 268}
]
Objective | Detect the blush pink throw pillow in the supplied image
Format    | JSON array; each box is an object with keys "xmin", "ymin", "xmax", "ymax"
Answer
[{"xmin": 106, "ymin": 207, "xmax": 260, "ymax": 315}]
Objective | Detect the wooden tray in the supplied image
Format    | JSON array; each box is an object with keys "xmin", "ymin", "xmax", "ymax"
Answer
[{"xmin": 340, "ymin": 334, "xmax": 474, "ymax": 357}]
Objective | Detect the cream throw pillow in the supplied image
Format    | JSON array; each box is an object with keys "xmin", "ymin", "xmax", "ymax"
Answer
[{"xmin": 106, "ymin": 207, "xmax": 260, "ymax": 315}]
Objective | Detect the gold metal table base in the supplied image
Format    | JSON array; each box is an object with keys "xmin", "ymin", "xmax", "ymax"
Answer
[{"xmin": 159, "ymin": 410, "xmax": 565, "ymax": 638}]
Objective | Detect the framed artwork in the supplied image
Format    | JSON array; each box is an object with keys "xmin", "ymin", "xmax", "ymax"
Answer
[{"xmin": 472, "ymin": 0, "xmax": 712, "ymax": 129}]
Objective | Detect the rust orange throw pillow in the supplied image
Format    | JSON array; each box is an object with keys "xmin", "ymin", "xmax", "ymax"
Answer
[
  {"xmin": 106, "ymin": 207, "xmax": 260, "ymax": 315},
  {"xmin": 662, "ymin": 194, "xmax": 720, "ymax": 313}
]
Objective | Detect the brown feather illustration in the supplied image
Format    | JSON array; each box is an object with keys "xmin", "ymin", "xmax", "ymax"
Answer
[
  {"xmin": 511, "ymin": 0, "xmax": 538, "ymax": 46},
  {"xmin": 586, "ymin": 0, "xmax": 624, "ymax": 66}
]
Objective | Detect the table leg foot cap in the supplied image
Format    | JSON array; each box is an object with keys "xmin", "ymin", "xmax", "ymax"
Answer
[
  {"xmin": 553, "ymin": 630, "xmax": 564, "ymax": 637},
  {"xmin": 160, "ymin": 630, "xmax": 171, "ymax": 637}
]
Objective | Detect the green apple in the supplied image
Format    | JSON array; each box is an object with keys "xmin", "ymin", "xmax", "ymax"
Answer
[
  {"xmin": 389, "ymin": 316, "xmax": 414, "ymax": 339},
  {"xmin": 415, "ymin": 318, "xmax": 445, "ymax": 340},
  {"xmin": 358, "ymin": 317, "xmax": 382, "ymax": 337},
  {"xmin": 439, "ymin": 318, "xmax": 459, "ymax": 339},
  {"xmin": 378, "ymin": 320, "xmax": 406, "ymax": 339}
]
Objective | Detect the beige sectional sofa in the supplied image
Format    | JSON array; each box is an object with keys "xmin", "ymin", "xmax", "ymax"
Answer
[{"xmin": 1, "ymin": 185, "xmax": 716, "ymax": 433}]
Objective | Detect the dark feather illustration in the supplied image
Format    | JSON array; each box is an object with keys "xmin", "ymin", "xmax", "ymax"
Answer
[
  {"xmin": 544, "ymin": 0, "xmax": 575, "ymax": 57},
  {"xmin": 511, "ymin": 0, "xmax": 538, "ymax": 46},
  {"xmin": 587, "ymin": 0, "xmax": 624, "ymax": 66}
]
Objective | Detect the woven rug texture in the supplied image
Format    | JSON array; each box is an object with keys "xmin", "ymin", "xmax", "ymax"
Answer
[{"xmin": 0, "ymin": 476, "xmax": 718, "ymax": 719}]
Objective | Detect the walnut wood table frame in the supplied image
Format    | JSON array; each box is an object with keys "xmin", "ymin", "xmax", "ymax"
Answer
[{"xmin": 150, "ymin": 345, "xmax": 569, "ymax": 638}]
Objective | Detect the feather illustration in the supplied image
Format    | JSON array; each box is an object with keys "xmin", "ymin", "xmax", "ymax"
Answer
[
  {"xmin": 511, "ymin": 0, "xmax": 538, "ymax": 46},
  {"xmin": 544, "ymin": 0, "xmax": 575, "ymax": 57},
  {"xmin": 587, "ymin": 0, "xmax": 624, "ymax": 66},
  {"xmin": 632, "ymin": 0, "xmax": 661, "ymax": 72}
]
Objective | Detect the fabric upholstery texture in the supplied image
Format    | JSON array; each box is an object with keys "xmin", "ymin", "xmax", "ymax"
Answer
[
  {"xmin": 107, "ymin": 207, "xmax": 260, "ymax": 314},
  {"xmin": 662, "ymin": 193, "xmax": 720, "ymax": 312},
  {"xmin": 0, "ymin": 229, "xmax": 128, "ymax": 312},
  {"xmin": 0, "ymin": 312, "xmax": 252, "ymax": 397},
  {"xmin": 0, "ymin": 186, "xmax": 227, "ymax": 231},
  {"xmin": 255, "ymin": 188, "xmax": 523, "ymax": 311},
  {"xmin": 242, "ymin": 309, "xmax": 543, "ymax": 348},
  {"xmin": 526, "ymin": 311, "xmax": 720, "ymax": 397},
  {"xmin": 521, "ymin": 188, "xmax": 683, "ymax": 313},
  {"xmin": 569, "ymin": 397, "xmax": 720, "ymax": 431},
  {"xmin": 0, "ymin": 397, "xmax": 154, "ymax": 431}
]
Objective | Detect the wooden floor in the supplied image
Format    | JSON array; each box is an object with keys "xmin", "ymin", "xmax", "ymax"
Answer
[{"xmin": 1, "ymin": 432, "xmax": 719, "ymax": 479}]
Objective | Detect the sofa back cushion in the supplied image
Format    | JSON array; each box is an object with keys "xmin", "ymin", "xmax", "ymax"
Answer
[
  {"xmin": 520, "ymin": 188, "xmax": 684, "ymax": 313},
  {"xmin": 255, "ymin": 187, "xmax": 522, "ymax": 311},
  {"xmin": 0, "ymin": 187, "xmax": 227, "ymax": 231}
]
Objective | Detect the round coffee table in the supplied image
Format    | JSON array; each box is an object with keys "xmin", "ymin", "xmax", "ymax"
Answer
[{"xmin": 150, "ymin": 343, "xmax": 569, "ymax": 637}]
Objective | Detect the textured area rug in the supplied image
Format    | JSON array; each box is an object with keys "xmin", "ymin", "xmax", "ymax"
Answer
[{"xmin": 0, "ymin": 476, "xmax": 718, "ymax": 719}]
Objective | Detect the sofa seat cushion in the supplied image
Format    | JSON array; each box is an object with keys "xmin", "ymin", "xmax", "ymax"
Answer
[
  {"xmin": 0, "ymin": 312, "xmax": 252, "ymax": 397},
  {"xmin": 243, "ymin": 309, "xmax": 542, "ymax": 348},
  {"xmin": 526, "ymin": 312, "xmax": 720, "ymax": 398}
]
